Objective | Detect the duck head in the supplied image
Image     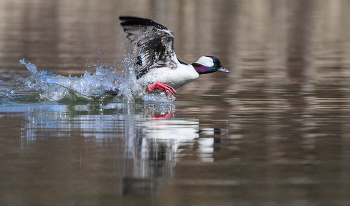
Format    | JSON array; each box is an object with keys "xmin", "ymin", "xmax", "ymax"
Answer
[{"xmin": 192, "ymin": 56, "xmax": 229, "ymax": 74}]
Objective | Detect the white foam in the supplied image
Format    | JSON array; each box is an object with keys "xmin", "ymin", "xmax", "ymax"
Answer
[{"xmin": 6, "ymin": 58, "xmax": 175, "ymax": 103}]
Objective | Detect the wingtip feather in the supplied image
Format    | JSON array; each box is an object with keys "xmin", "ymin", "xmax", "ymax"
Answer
[{"xmin": 119, "ymin": 16, "xmax": 168, "ymax": 30}]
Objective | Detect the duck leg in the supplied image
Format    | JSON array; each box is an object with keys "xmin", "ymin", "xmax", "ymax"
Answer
[
  {"xmin": 151, "ymin": 112, "xmax": 175, "ymax": 118},
  {"xmin": 146, "ymin": 82, "xmax": 176, "ymax": 96}
]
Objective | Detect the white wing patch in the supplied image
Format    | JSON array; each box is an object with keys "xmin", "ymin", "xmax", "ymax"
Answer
[{"xmin": 195, "ymin": 56, "xmax": 214, "ymax": 67}]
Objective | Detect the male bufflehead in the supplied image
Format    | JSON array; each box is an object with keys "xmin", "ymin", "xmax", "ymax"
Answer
[{"xmin": 119, "ymin": 16, "xmax": 229, "ymax": 96}]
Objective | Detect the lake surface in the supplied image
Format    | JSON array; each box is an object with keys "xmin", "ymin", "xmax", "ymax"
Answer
[{"xmin": 1, "ymin": 0, "xmax": 350, "ymax": 205}]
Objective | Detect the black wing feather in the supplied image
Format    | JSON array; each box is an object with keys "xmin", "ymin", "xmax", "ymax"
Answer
[
  {"xmin": 119, "ymin": 16, "xmax": 168, "ymax": 30},
  {"xmin": 119, "ymin": 16, "xmax": 177, "ymax": 79}
]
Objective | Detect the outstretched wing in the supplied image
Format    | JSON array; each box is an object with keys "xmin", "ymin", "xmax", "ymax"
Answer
[{"xmin": 119, "ymin": 16, "xmax": 177, "ymax": 79}]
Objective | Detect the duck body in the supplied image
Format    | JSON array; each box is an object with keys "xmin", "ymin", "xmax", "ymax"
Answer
[
  {"xmin": 137, "ymin": 58, "xmax": 199, "ymax": 90},
  {"xmin": 118, "ymin": 16, "xmax": 229, "ymax": 96}
]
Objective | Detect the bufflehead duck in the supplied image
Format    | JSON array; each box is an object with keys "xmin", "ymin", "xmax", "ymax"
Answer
[{"xmin": 119, "ymin": 16, "xmax": 229, "ymax": 96}]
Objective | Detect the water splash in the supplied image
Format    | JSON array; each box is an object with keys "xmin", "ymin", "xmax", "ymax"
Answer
[{"xmin": 2, "ymin": 57, "xmax": 175, "ymax": 103}]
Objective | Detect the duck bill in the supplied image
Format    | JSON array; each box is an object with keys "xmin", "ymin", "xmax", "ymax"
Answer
[{"xmin": 218, "ymin": 66, "xmax": 230, "ymax": 73}]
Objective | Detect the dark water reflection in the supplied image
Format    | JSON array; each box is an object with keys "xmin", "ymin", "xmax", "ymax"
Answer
[
  {"xmin": 1, "ymin": 0, "xmax": 350, "ymax": 205},
  {"xmin": 0, "ymin": 102, "xmax": 229, "ymax": 205}
]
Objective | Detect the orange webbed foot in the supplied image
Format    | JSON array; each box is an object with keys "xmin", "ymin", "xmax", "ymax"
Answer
[{"xmin": 146, "ymin": 82, "xmax": 176, "ymax": 97}]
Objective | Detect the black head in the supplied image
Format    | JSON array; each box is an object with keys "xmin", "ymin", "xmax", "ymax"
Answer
[{"xmin": 192, "ymin": 56, "xmax": 229, "ymax": 74}]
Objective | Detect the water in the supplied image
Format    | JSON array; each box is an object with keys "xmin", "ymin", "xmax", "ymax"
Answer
[
  {"xmin": 1, "ymin": 0, "xmax": 350, "ymax": 205},
  {"xmin": 2, "ymin": 54, "xmax": 174, "ymax": 103},
  {"xmin": 4, "ymin": 58, "xmax": 134, "ymax": 101}
]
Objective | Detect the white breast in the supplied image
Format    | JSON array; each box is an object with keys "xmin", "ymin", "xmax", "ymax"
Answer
[{"xmin": 137, "ymin": 64, "xmax": 200, "ymax": 89}]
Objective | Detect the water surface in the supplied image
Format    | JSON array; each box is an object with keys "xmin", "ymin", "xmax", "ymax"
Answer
[{"xmin": 1, "ymin": 0, "xmax": 350, "ymax": 205}]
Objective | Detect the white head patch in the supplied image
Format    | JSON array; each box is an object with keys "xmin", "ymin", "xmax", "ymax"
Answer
[{"xmin": 195, "ymin": 56, "xmax": 214, "ymax": 67}]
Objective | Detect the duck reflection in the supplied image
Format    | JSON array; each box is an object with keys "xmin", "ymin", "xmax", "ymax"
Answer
[
  {"xmin": 14, "ymin": 102, "xmax": 227, "ymax": 194},
  {"xmin": 123, "ymin": 118, "xmax": 199, "ymax": 194}
]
